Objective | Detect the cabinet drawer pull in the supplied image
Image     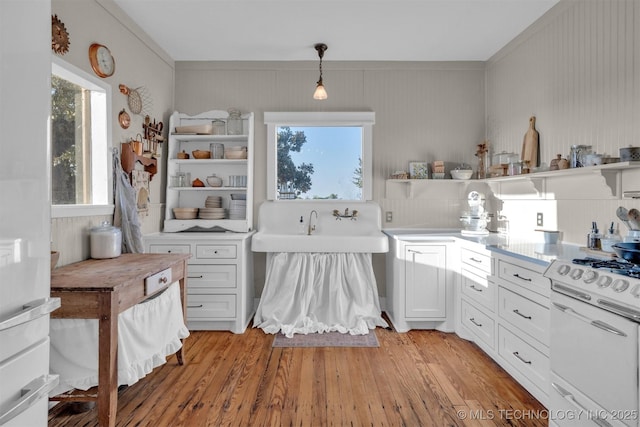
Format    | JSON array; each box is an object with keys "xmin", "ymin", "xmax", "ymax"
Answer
[
  {"xmin": 512, "ymin": 351, "xmax": 532, "ymax": 364},
  {"xmin": 469, "ymin": 285, "xmax": 483, "ymax": 292},
  {"xmin": 187, "ymin": 304, "xmax": 204, "ymax": 308},
  {"xmin": 469, "ymin": 257, "xmax": 483, "ymax": 263},
  {"xmin": 188, "ymin": 275, "xmax": 204, "ymax": 279},
  {"xmin": 512, "ymin": 309, "xmax": 532, "ymax": 320},
  {"xmin": 513, "ymin": 273, "xmax": 532, "ymax": 282},
  {"xmin": 469, "ymin": 317, "xmax": 482, "ymax": 327}
]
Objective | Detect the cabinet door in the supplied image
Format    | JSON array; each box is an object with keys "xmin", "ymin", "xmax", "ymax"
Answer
[{"xmin": 404, "ymin": 245, "xmax": 446, "ymax": 319}]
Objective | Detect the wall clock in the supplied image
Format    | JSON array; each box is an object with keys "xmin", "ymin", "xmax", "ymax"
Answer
[
  {"xmin": 88, "ymin": 43, "xmax": 115, "ymax": 78},
  {"xmin": 51, "ymin": 15, "xmax": 70, "ymax": 55}
]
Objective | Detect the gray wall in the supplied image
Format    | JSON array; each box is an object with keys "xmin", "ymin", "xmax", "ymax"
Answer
[
  {"xmin": 174, "ymin": 61, "xmax": 487, "ymax": 293},
  {"xmin": 50, "ymin": 0, "xmax": 175, "ymax": 265},
  {"xmin": 485, "ymin": 0, "xmax": 640, "ymax": 244}
]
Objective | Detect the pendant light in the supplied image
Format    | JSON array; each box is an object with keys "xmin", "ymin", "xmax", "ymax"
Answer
[{"xmin": 313, "ymin": 43, "xmax": 328, "ymax": 100}]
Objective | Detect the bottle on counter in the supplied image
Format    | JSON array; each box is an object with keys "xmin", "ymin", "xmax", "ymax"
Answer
[
  {"xmin": 587, "ymin": 221, "xmax": 602, "ymax": 250},
  {"xmin": 601, "ymin": 222, "xmax": 622, "ymax": 252}
]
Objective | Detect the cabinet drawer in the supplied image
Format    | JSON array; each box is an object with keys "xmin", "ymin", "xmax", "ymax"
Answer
[
  {"xmin": 461, "ymin": 300, "xmax": 494, "ymax": 349},
  {"xmin": 187, "ymin": 294, "xmax": 236, "ymax": 318},
  {"xmin": 498, "ymin": 286, "xmax": 549, "ymax": 346},
  {"xmin": 195, "ymin": 244, "xmax": 237, "ymax": 259},
  {"xmin": 497, "ymin": 259, "xmax": 549, "ymax": 297},
  {"xmin": 147, "ymin": 244, "xmax": 191, "ymax": 255},
  {"xmin": 498, "ymin": 325, "xmax": 549, "ymax": 390},
  {"xmin": 461, "ymin": 268, "xmax": 495, "ymax": 312},
  {"xmin": 187, "ymin": 265, "xmax": 237, "ymax": 291},
  {"xmin": 461, "ymin": 248, "xmax": 491, "ymax": 274}
]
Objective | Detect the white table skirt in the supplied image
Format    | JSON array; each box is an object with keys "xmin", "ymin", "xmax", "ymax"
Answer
[
  {"xmin": 254, "ymin": 252, "xmax": 388, "ymax": 338},
  {"xmin": 49, "ymin": 281, "xmax": 189, "ymax": 395}
]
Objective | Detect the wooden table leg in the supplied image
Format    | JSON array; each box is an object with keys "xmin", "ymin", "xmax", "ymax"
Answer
[{"xmin": 97, "ymin": 291, "xmax": 119, "ymax": 427}]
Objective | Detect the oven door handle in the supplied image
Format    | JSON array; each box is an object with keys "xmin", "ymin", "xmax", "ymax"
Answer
[
  {"xmin": 551, "ymin": 302, "xmax": 627, "ymax": 337},
  {"xmin": 551, "ymin": 382, "xmax": 614, "ymax": 427}
]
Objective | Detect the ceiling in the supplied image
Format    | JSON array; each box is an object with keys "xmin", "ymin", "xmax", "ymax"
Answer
[{"xmin": 112, "ymin": 0, "xmax": 560, "ymax": 62}]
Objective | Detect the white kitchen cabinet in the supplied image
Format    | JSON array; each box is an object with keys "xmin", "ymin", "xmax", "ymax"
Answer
[
  {"xmin": 405, "ymin": 245, "xmax": 447, "ymax": 318},
  {"xmin": 164, "ymin": 110, "xmax": 254, "ymax": 233},
  {"xmin": 144, "ymin": 232, "xmax": 254, "ymax": 333},
  {"xmin": 494, "ymin": 253, "xmax": 550, "ymax": 406},
  {"xmin": 458, "ymin": 242, "xmax": 496, "ymax": 353},
  {"xmin": 386, "ymin": 236, "xmax": 456, "ymax": 332}
]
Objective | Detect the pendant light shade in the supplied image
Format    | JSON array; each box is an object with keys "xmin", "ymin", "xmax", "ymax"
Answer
[{"xmin": 313, "ymin": 43, "xmax": 328, "ymax": 100}]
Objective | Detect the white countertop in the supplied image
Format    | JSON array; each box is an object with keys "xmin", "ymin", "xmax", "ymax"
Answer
[{"xmin": 383, "ymin": 228, "xmax": 588, "ymax": 267}]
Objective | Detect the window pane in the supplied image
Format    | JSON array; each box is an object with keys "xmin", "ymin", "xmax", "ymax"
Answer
[
  {"xmin": 276, "ymin": 126, "xmax": 362, "ymax": 200},
  {"xmin": 51, "ymin": 75, "xmax": 92, "ymax": 205}
]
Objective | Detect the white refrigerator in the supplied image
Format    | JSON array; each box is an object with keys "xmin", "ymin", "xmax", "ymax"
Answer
[{"xmin": 0, "ymin": 0, "xmax": 61, "ymax": 425}]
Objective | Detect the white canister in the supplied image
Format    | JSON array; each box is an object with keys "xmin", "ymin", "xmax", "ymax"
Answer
[{"xmin": 90, "ymin": 221, "xmax": 122, "ymax": 259}]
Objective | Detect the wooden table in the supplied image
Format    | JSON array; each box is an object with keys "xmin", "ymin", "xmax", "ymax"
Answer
[{"xmin": 50, "ymin": 253, "xmax": 190, "ymax": 427}]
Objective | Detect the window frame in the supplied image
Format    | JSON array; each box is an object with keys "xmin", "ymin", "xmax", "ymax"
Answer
[
  {"xmin": 264, "ymin": 111, "xmax": 375, "ymax": 201},
  {"xmin": 51, "ymin": 55, "xmax": 113, "ymax": 218}
]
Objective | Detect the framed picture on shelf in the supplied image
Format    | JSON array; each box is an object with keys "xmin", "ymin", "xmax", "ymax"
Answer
[{"xmin": 409, "ymin": 161, "xmax": 429, "ymax": 179}]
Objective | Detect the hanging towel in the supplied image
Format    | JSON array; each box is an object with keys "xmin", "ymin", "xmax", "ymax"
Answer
[{"xmin": 113, "ymin": 149, "xmax": 144, "ymax": 253}]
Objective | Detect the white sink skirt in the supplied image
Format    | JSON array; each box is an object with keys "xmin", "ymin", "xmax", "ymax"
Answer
[
  {"xmin": 254, "ymin": 253, "xmax": 388, "ymax": 338},
  {"xmin": 49, "ymin": 281, "xmax": 189, "ymax": 396}
]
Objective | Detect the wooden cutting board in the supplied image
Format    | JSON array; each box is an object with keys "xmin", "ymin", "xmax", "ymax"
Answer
[{"xmin": 521, "ymin": 116, "xmax": 539, "ymax": 168}]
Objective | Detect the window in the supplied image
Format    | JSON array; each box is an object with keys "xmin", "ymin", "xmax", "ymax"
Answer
[
  {"xmin": 264, "ymin": 112, "xmax": 374, "ymax": 201},
  {"xmin": 51, "ymin": 57, "xmax": 112, "ymax": 217}
]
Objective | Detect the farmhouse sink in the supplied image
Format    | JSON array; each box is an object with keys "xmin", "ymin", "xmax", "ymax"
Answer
[{"xmin": 252, "ymin": 201, "xmax": 389, "ymax": 253}]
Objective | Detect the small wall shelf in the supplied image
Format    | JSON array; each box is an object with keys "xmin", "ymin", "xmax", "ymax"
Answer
[
  {"xmin": 385, "ymin": 178, "xmax": 467, "ymax": 198},
  {"xmin": 385, "ymin": 161, "xmax": 640, "ymax": 199},
  {"xmin": 120, "ymin": 142, "xmax": 157, "ymax": 180}
]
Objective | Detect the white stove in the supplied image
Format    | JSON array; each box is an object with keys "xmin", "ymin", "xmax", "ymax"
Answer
[
  {"xmin": 544, "ymin": 258, "xmax": 640, "ymax": 427},
  {"xmin": 545, "ymin": 258, "xmax": 640, "ymax": 322}
]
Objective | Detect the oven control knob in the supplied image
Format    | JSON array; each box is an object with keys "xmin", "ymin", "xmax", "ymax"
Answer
[
  {"xmin": 583, "ymin": 270, "xmax": 598, "ymax": 284},
  {"xmin": 596, "ymin": 275, "xmax": 612, "ymax": 288},
  {"xmin": 570, "ymin": 268, "xmax": 583, "ymax": 280},
  {"xmin": 557, "ymin": 264, "xmax": 571, "ymax": 276},
  {"xmin": 611, "ymin": 279, "xmax": 629, "ymax": 293},
  {"xmin": 631, "ymin": 284, "xmax": 640, "ymax": 298}
]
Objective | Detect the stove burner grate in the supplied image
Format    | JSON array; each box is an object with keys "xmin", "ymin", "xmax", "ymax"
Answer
[{"xmin": 572, "ymin": 257, "xmax": 640, "ymax": 279}]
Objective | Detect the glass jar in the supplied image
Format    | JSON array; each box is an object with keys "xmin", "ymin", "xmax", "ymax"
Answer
[
  {"xmin": 227, "ymin": 108, "xmax": 243, "ymax": 135},
  {"xmin": 570, "ymin": 145, "xmax": 592, "ymax": 168},
  {"xmin": 90, "ymin": 221, "xmax": 122, "ymax": 259},
  {"xmin": 210, "ymin": 143, "xmax": 224, "ymax": 159},
  {"xmin": 507, "ymin": 161, "xmax": 522, "ymax": 176},
  {"xmin": 211, "ymin": 119, "xmax": 226, "ymax": 135}
]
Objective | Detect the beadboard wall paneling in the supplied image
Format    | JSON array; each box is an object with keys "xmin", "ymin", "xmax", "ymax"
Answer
[
  {"xmin": 175, "ymin": 61, "xmax": 485, "ymax": 295},
  {"xmin": 175, "ymin": 61, "xmax": 486, "ymax": 231},
  {"xmin": 50, "ymin": 0, "xmax": 175, "ymax": 264},
  {"xmin": 486, "ymin": 0, "xmax": 640, "ymax": 244}
]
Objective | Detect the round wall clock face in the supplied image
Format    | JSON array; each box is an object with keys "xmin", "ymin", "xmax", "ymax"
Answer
[
  {"xmin": 51, "ymin": 15, "xmax": 70, "ymax": 55},
  {"xmin": 88, "ymin": 43, "xmax": 115, "ymax": 78}
]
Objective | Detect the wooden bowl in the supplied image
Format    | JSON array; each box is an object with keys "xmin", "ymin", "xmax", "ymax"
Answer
[
  {"xmin": 192, "ymin": 150, "xmax": 211, "ymax": 159},
  {"xmin": 177, "ymin": 150, "xmax": 190, "ymax": 159}
]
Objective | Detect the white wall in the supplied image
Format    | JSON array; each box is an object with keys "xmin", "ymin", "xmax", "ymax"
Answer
[
  {"xmin": 486, "ymin": 0, "xmax": 640, "ymax": 244},
  {"xmin": 50, "ymin": 0, "xmax": 175, "ymax": 265},
  {"xmin": 174, "ymin": 61, "xmax": 487, "ymax": 292}
]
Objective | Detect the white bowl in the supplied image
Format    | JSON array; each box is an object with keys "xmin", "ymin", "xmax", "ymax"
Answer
[
  {"xmin": 451, "ymin": 170, "xmax": 473, "ymax": 180},
  {"xmin": 206, "ymin": 176, "xmax": 223, "ymax": 187}
]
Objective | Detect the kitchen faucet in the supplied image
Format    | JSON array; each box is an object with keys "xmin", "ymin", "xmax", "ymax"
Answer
[{"xmin": 308, "ymin": 210, "xmax": 318, "ymax": 235}]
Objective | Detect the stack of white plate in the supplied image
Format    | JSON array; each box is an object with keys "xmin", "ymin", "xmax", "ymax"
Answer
[
  {"xmin": 229, "ymin": 199, "xmax": 246, "ymax": 220},
  {"xmin": 204, "ymin": 196, "xmax": 222, "ymax": 208},
  {"xmin": 199, "ymin": 207, "xmax": 226, "ymax": 219},
  {"xmin": 224, "ymin": 146, "xmax": 248, "ymax": 159}
]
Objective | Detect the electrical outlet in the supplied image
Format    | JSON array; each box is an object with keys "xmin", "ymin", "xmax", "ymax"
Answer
[
  {"xmin": 385, "ymin": 211, "xmax": 393, "ymax": 223},
  {"xmin": 536, "ymin": 212, "xmax": 544, "ymax": 227}
]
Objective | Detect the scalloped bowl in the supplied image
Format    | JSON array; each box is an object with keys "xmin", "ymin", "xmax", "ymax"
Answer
[{"xmin": 451, "ymin": 170, "xmax": 473, "ymax": 180}]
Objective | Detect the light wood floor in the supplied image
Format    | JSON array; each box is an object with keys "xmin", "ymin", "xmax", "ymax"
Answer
[{"xmin": 48, "ymin": 319, "xmax": 546, "ymax": 427}]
